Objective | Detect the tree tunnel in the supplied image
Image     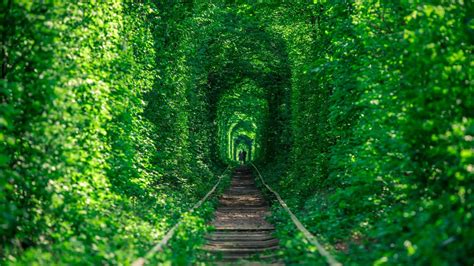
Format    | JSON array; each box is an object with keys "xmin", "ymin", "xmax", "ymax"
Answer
[
  {"xmin": 217, "ymin": 80, "xmax": 268, "ymax": 163},
  {"xmin": 3, "ymin": 1, "xmax": 471, "ymax": 265},
  {"xmin": 227, "ymin": 120, "xmax": 255, "ymax": 161},
  {"xmin": 186, "ymin": 8, "xmax": 291, "ymax": 165},
  {"xmin": 232, "ymin": 135, "xmax": 253, "ymax": 161}
]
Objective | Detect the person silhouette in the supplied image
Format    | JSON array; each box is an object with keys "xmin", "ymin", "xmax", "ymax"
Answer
[{"xmin": 239, "ymin": 150, "xmax": 247, "ymax": 165}]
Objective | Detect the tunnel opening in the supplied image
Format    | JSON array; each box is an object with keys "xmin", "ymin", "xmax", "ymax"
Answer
[
  {"xmin": 184, "ymin": 8, "xmax": 291, "ymax": 165},
  {"xmin": 217, "ymin": 80, "xmax": 268, "ymax": 164}
]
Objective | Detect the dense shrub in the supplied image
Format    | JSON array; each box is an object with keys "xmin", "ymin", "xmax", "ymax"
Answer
[
  {"xmin": 1, "ymin": 1, "xmax": 471, "ymax": 265},
  {"xmin": 256, "ymin": 1, "xmax": 473, "ymax": 265},
  {"xmin": 1, "ymin": 1, "xmax": 217, "ymax": 264}
]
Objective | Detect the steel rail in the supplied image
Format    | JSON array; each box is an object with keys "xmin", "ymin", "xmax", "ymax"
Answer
[
  {"xmin": 131, "ymin": 165, "xmax": 231, "ymax": 266},
  {"xmin": 251, "ymin": 163, "xmax": 342, "ymax": 266}
]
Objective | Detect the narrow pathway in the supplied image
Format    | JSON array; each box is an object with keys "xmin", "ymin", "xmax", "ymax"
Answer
[{"xmin": 202, "ymin": 166, "xmax": 281, "ymax": 264}]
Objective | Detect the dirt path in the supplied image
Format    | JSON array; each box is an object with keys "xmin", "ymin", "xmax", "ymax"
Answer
[{"xmin": 202, "ymin": 166, "xmax": 281, "ymax": 264}]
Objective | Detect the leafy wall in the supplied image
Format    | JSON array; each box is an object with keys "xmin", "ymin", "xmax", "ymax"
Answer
[{"xmin": 0, "ymin": 1, "xmax": 472, "ymax": 265}]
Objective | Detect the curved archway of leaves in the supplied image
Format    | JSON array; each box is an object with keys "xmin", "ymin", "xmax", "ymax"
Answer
[
  {"xmin": 232, "ymin": 135, "xmax": 253, "ymax": 162},
  {"xmin": 216, "ymin": 80, "xmax": 269, "ymax": 164},
  {"xmin": 186, "ymin": 7, "xmax": 292, "ymax": 164},
  {"xmin": 2, "ymin": 2, "xmax": 471, "ymax": 265}
]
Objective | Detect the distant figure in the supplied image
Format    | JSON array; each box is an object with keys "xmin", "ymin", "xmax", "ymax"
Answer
[{"xmin": 238, "ymin": 150, "xmax": 247, "ymax": 165}]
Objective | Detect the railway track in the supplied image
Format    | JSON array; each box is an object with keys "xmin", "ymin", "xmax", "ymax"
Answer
[{"xmin": 202, "ymin": 166, "xmax": 281, "ymax": 264}]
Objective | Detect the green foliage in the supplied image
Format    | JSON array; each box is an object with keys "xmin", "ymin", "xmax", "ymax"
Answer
[
  {"xmin": 217, "ymin": 80, "xmax": 268, "ymax": 163},
  {"xmin": 1, "ymin": 0, "xmax": 472, "ymax": 265},
  {"xmin": 256, "ymin": 1, "xmax": 473, "ymax": 265},
  {"xmin": 1, "ymin": 1, "xmax": 220, "ymax": 264}
]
